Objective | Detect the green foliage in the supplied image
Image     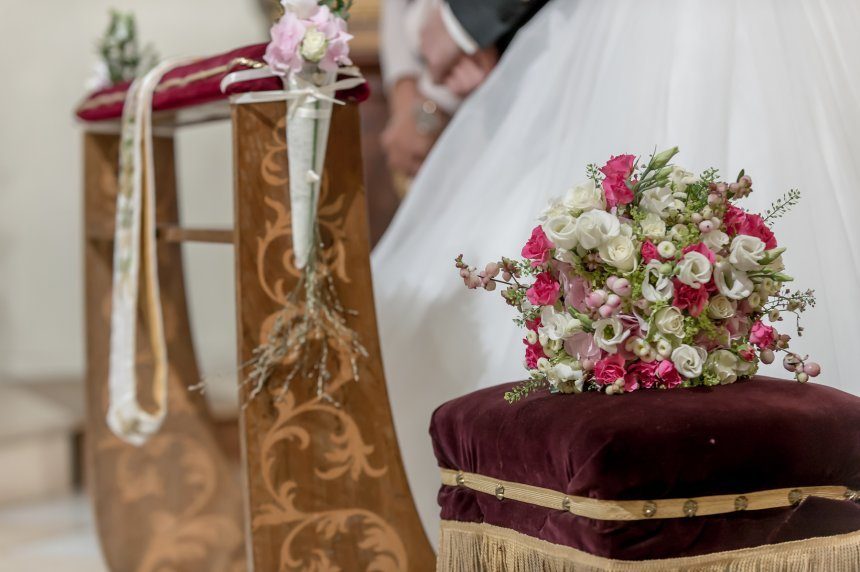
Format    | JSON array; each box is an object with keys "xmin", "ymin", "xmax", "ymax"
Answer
[
  {"xmin": 321, "ymin": 0, "xmax": 353, "ymax": 18},
  {"xmin": 97, "ymin": 10, "xmax": 157, "ymax": 85},
  {"xmin": 700, "ymin": 167, "xmax": 720, "ymax": 184},
  {"xmin": 504, "ymin": 378, "xmax": 548, "ymax": 403},
  {"xmin": 762, "ymin": 189, "xmax": 801, "ymax": 226}
]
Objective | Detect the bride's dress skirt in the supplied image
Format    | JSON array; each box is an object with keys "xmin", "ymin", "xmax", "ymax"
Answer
[{"xmin": 371, "ymin": 0, "xmax": 860, "ymax": 542}]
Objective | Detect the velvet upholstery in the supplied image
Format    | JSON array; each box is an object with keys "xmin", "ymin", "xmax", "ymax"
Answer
[
  {"xmin": 431, "ymin": 377, "xmax": 860, "ymax": 559},
  {"xmin": 75, "ymin": 43, "xmax": 369, "ymax": 122}
]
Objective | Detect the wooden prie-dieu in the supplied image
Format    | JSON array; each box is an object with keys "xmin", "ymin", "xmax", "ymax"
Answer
[{"xmin": 79, "ymin": 68, "xmax": 435, "ymax": 570}]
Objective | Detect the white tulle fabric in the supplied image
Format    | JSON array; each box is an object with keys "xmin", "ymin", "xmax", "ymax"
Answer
[{"xmin": 372, "ymin": 0, "xmax": 860, "ymax": 543}]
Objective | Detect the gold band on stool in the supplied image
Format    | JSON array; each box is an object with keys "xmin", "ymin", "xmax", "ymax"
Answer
[{"xmin": 440, "ymin": 468, "xmax": 858, "ymax": 520}]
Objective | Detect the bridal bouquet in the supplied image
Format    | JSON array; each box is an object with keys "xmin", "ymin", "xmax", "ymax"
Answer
[{"xmin": 456, "ymin": 148, "xmax": 820, "ymax": 402}]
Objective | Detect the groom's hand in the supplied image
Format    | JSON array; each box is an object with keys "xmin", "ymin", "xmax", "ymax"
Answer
[{"xmin": 420, "ymin": 6, "xmax": 464, "ymax": 83}]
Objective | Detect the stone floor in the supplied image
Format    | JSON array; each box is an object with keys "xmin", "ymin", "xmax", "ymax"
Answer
[{"xmin": 0, "ymin": 494, "xmax": 107, "ymax": 571}]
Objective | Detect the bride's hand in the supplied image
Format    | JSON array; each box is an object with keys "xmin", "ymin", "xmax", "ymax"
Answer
[{"xmin": 382, "ymin": 79, "xmax": 447, "ymax": 177}]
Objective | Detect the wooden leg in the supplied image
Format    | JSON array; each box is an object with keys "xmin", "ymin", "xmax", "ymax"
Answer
[
  {"xmin": 232, "ymin": 102, "xmax": 435, "ymax": 571},
  {"xmin": 83, "ymin": 132, "xmax": 246, "ymax": 572}
]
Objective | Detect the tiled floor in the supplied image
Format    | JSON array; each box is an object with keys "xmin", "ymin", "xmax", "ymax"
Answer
[{"xmin": 0, "ymin": 495, "xmax": 107, "ymax": 572}]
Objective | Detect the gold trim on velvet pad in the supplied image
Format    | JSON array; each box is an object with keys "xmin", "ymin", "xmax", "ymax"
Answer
[
  {"xmin": 440, "ymin": 468, "xmax": 858, "ymax": 521},
  {"xmin": 437, "ymin": 520, "xmax": 860, "ymax": 571}
]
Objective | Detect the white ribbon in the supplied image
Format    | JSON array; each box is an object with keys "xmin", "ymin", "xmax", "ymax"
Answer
[
  {"xmin": 221, "ymin": 64, "xmax": 365, "ymax": 269},
  {"xmin": 106, "ymin": 57, "xmax": 197, "ymax": 446}
]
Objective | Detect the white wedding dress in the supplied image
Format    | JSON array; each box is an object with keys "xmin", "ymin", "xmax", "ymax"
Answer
[{"xmin": 372, "ymin": 0, "xmax": 860, "ymax": 543}]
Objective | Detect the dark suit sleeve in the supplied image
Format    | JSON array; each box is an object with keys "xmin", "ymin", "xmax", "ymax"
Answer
[{"xmin": 446, "ymin": 0, "xmax": 551, "ymax": 49}]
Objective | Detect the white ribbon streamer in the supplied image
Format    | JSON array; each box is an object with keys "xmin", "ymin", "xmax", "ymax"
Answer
[{"xmin": 106, "ymin": 57, "xmax": 197, "ymax": 446}]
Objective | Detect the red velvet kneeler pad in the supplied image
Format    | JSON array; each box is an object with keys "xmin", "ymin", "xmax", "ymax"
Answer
[
  {"xmin": 431, "ymin": 377, "xmax": 860, "ymax": 561},
  {"xmin": 75, "ymin": 43, "xmax": 369, "ymax": 123}
]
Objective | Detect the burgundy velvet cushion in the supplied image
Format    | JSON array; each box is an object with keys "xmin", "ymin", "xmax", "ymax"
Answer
[
  {"xmin": 75, "ymin": 43, "xmax": 369, "ymax": 122},
  {"xmin": 431, "ymin": 377, "xmax": 860, "ymax": 560}
]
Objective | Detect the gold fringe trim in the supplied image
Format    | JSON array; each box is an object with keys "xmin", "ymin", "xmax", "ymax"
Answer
[
  {"xmin": 437, "ymin": 520, "xmax": 860, "ymax": 571},
  {"xmin": 441, "ymin": 468, "xmax": 858, "ymax": 521},
  {"xmin": 78, "ymin": 57, "xmax": 265, "ymax": 112}
]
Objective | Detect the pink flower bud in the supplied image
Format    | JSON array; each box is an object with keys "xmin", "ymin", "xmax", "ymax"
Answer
[
  {"xmin": 698, "ymin": 220, "xmax": 714, "ymax": 233},
  {"xmin": 598, "ymin": 304, "xmax": 614, "ymax": 318},
  {"xmin": 459, "ymin": 268, "xmax": 470, "ymax": 279},
  {"xmin": 611, "ymin": 278, "xmax": 632, "ymax": 297},
  {"xmin": 803, "ymin": 362, "xmax": 821, "ymax": 377},
  {"xmin": 502, "ymin": 271, "xmax": 512, "ymax": 281},
  {"xmin": 581, "ymin": 359, "xmax": 595, "ymax": 371},
  {"xmin": 708, "ymin": 193, "xmax": 722, "ymax": 206},
  {"xmin": 606, "ymin": 294, "xmax": 622, "ymax": 308},
  {"xmin": 587, "ymin": 290, "xmax": 607, "ymax": 308},
  {"xmin": 759, "ymin": 348, "xmax": 775, "ymax": 364},
  {"xmin": 485, "ymin": 262, "xmax": 500, "ymax": 278},
  {"xmin": 691, "ymin": 213, "xmax": 703, "ymax": 224},
  {"xmin": 606, "ymin": 276, "xmax": 618, "ymax": 289},
  {"xmin": 484, "ymin": 281, "xmax": 497, "ymax": 292},
  {"xmin": 796, "ymin": 372, "xmax": 809, "ymax": 383}
]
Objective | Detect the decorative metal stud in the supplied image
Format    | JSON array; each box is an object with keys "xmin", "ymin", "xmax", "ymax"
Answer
[
  {"xmin": 683, "ymin": 500, "xmax": 698, "ymax": 517},
  {"xmin": 788, "ymin": 489, "xmax": 804, "ymax": 506},
  {"xmin": 456, "ymin": 471, "xmax": 465, "ymax": 486},
  {"xmin": 642, "ymin": 501, "xmax": 657, "ymax": 518},
  {"xmin": 495, "ymin": 484, "xmax": 505, "ymax": 501},
  {"xmin": 734, "ymin": 496, "xmax": 749, "ymax": 511},
  {"xmin": 561, "ymin": 497, "xmax": 571, "ymax": 512}
]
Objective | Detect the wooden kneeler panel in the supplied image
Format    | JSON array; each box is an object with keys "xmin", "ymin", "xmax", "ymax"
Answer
[
  {"xmin": 232, "ymin": 102, "xmax": 435, "ymax": 571},
  {"xmin": 83, "ymin": 132, "xmax": 245, "ymax": 572}
]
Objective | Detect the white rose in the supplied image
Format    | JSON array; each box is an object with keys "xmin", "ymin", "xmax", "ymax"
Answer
[
  {"xmin": 564, "ymin": 180, "xmax": 605, "ymax": 212},
  {"xmin": 640, "ymin": 212, "xmax": 666, "ymax": 239},
  {"xmin": 707, "ymin": 350, "xmax": 739, "ymax": 385},
  {"xmin": 538, "ymin": 306, "xmax": 583, "ymax": 341},
  {"xmin": 676, "ymin": 251, "xmax": 712, "ymax": 288},
  {"xmin": 671, "ymin": 344, "xmax": 707, "ymax": 379},
  {"xmin": 540, "ymin": 199, "xmax": 567, "ymax": 221},
  {"xmin": 639, "ymin": 186, "xmax": 674, "ymax": 217},
  {"xmin": 593, "ymin": 317, "xmax": 631, "ymax": 354},
  {"xmin": 542, "ymin": 214, "xmax": 578, "ymax": 249},
  {"xmin": 598, "ymin": 235, "xmax": 638, "ymax": 272},
  {"xmin": 575, "ymin": 210, "xmax": 621, "ymax": 250},
  {"xmin": 714, "ymin": 261, "xmax": 754, "ymax": 300},
  {"xmin": 707, "ymin": 295, "xmax": 736, "ymax": 320},
  {"xmin": 657, "ymin": 241, "xmax": 676, "ymax": 259},
  {"xmin": 668, "ymin": 166, "xmax": 700, "ymax": 193},
  {"xmin": 653, "ymin": 306, "xmax": 686, "ymax": 339},
  {"xmin": 701, "ymin": 229, "xmax": 729, "ymax": 253},
  {"xmin": 641, "ymin": 260, "xmax": 674, "ymax": 303},
  {"xmin": 729, "ymin": 235, "xmax": 766, "ymax": 271},
  {"xmin": 300, "ymin": 28, "xmax": 328, "ymax": 62}
]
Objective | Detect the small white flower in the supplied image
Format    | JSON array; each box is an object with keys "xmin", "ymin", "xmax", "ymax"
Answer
[
  {"xmin": 526, "ymin": 330, "xmax": 538, "ymax": 345},
  {"xmin": 641, "ymin": 260, "xmax": 674, "ymax": 303},
  {"xmin": 713, "ymin": 261, "xmax": 754, "ymax": 300},
  {"xmin": 593, "ymin": 317, "xmax": 631, "ymax": 354},
  {"xmin": 707, "ymin": 350, "xmax": 739, "ymax": 384},
  {"xmin": 300, "ymin": 27, "xmax": 328, "ymax": 62},
  {"xmin": 707, "ymin": 295, "xmax": 737, "ymax": 320},
  {"xmin": 640, "ymin": 212, "xmax": 666, "ymax": 239},
  {"xmin": 672, "ymin": 344, "xmax": 707, "ymax": 379},
  {"xmin": 657, "ymin": 241, "xmax": 676, "ymax": 259},
  {"xmin": 564, "ymin": 180, "xmax": 605, "ymax": 212},
  {"xmin": 639, "ymin": 186, "xmax": 674, "ymax": 218},
  {"xmin": 538, "ymin": 306, "xmax": 583, "ymax": 341},
  {"xmin": 668, "ymin": 166, "xmax": 700, "ymax": 193},
  {"xmin": 701, "ymin": 229, "xmax": 729, "ymax": 253},
  {"xmin": 575, "ymin": 210, "xmax": 621, "ymax": 250},
  {"xmin": 282, "ymin": 0, "xmax": 320, "ymax": 17},
  {"xmin": 546, "ymin": 360, "xmax": 583, "ymax": 385},
  {"xmin": 542, "ymin": 214, "xmax": 578, "ymax": 250},
  {"xmin": 729, "ymin": 235, "xmax": 766, "ymax": 271},
  {"xmin": 653, "ymin": 335, "xmax": 674, "ymax": 358},
  {"xmin": 598, "ymin": 235, "xmax": 638, "ymax": 272},
  {"xmin": 653, "ymin": 306, "xmax": 686, "ymax": 339},
  {"xmin": 676, "ymin": 251, "xmax": 712, "ymax": 288}
]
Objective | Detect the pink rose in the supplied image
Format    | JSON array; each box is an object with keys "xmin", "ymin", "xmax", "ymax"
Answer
[
  {"xmin": 600, "ymin": 154, "xmax": 636, "ymax": 209},
  {"xmin": 724, "ymin": 206, "xmax": 777, "ymax": 249},
  {"xmin": 524, "ymin": 338, "xmax": 546, "ymax": 369},
  {"xmin": 672, "ymin": 279, "xmax": 709, "ymax": 317},
  {"xmin": 682, "ymin": 242, "xmax": 716, "ymax": 264},
  {"xmin": 594, "ymin": 354, "xmax": 627, "ymax": 386},
  {"xmin": 562, "ymin": 272, "xmax": 591, "ymax": 313},
  {"xmin": 656, "ymin": 360, "xmax": 682, "ymax": 389},
  {"xmin": 526, "ymin": 272, "xmax": 561, "ymax": 306},
  {"xmin": 521, "ymin": 226, "xmax": 553, "ymax": 267},
  {"xmin": 640, "ymin": 240, "xmax": 661, "ymax": 263},
  {"xmin": 738, "ymin": 347, "xmax": 756, "ymax": 362},
  {"xmin": 626, "ymin": 361, "xmax": 659, "ymax": 390},
  {"xmin": 264, "ymin": 13, "xmax": 308, "ymax": 75},
  {"xmin": 750, "ymin": 321, "xmax": 776, "ymax": 349},
  {"xmin": 564, "ymin": 332, "xmax": 602, "ymax": 363}
]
